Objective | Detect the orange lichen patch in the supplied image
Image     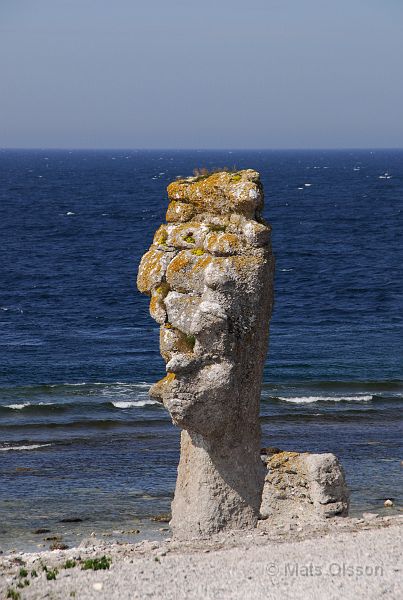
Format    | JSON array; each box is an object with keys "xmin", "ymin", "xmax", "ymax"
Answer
[
  {"xmin": 137, "ymin": 246, "xmax": 173, "ymax": 294},
  {"xmin": 148, "ymin": 372, "xmax": 176, "ymax": 402},
  {"xmin": 149, "ymin": 282, "xmax": 171, "ymax": 325},
  {"xmin": 228, "ymin": 253, "xmax": 266, "ymax": 277},
  {"xmin": 149, "ymin": 294, "xmax": 166, "ymax": 325},
  {"xmin": 166, "ymin": 250, "xmax": 212, "ymax": 294},
  {"xmin": 167, "ymin": 170, "xmax": 262, "ymax": 218},
  {"xmin": 166, "ymin": 201, "xmax": 195, "ymax": 223},
  {"xmin": 160, "ymin": 326, "xmax": 195, "ymax": 362},
  {"xmin": 166, "ymin": 251, "xmax": 192, "ymax": 276},
  {"xmin": 266, "ymin": 451, "xmax": 305, "ymax": 474},
  {"xmin": 166, "ymin": 181, "xmax": 190, "ymax": 202},
  {"xmin": 204, "ymin": 232, "xmax": 244, "ymax": 256}
]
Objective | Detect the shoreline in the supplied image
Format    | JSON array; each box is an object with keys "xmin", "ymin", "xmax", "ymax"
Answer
[
  {"xmin": 2, "ymin": 494, "xmax": 400, "ymax": 556},
  {"xmin": 1, "ymin": 515, "xmax": 402, "ymax": 599}
]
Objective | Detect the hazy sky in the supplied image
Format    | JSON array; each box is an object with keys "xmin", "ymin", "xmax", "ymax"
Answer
[{"xmin": 1, "ymin": 0, "xmax": 402, "ymax": 149}]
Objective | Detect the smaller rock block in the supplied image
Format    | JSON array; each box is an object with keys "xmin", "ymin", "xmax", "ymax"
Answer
[{"xmin": 260, "ymin": 450, "xmax": 349, "ymax": 525}]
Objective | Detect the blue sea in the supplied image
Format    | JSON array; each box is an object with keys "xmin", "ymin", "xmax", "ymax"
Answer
[{"xmin": 0, "ymin": 149, "xmax": 402, "ymax": 552}]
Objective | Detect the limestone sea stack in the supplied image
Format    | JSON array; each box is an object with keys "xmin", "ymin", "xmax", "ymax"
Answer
[{"xmin": 137, "ymin": 170, "xmax": 275, "ymax": 539}]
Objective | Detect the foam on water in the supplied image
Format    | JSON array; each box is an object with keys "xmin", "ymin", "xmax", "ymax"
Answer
[
  {"xmin": 278, "ymin": 395, "xmax": 374, "ymax": 404},
  {"xmin": 111, "ymin": 399, "xmax": 159, "ymax": 408},
  {"xmin": 0, "ymin": 443, "xmax": 52, "ymax": 451}
]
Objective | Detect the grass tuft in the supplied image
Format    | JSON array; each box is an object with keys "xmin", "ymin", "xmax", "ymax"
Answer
[
  {"xmin": 46, "ymin": 568, "xmax": 58, "ymax": 581},
  {"xmin": 81, "ymin": 556, "xmax": 111, "ymax": 571}
]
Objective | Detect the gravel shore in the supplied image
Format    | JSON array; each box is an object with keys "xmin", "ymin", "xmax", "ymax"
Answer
[{"xmin": 1, "ymin": 516, "xmax": 402, "ymax": 599}]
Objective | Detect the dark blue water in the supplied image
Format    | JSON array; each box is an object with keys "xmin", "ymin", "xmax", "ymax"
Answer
[{"xmin": 1, "ymin": 150, "xmax": 402, "ymax": 551}]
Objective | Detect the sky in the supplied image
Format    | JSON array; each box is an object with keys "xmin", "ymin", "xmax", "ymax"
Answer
[{"xmin": 1, "ymin": 0, "xmax": 402, "ymax": 149}]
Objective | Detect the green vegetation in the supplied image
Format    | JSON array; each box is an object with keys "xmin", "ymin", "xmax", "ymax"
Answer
[
  {"xmin": 156, "ymin": 282, "xmax": 170, "ymax": 296},
  {"xmin": 64, "ymin": 559, "xmax": 77, "ymax": 569},
  {"xmin": 6, "ymin": 588, "xmax": 20, "ymax": 600},
  {"xmin": 192, "ymin": 167, "xmax": 211, "ymax": 177},
  {"xmin": 18, "ymin": 568, "xmax": 28, "ymax": 578},
  {"xmin": 45, "ymin": 568, "xmax": 58, "ymax": 581},
  {"xmin": 31, "ymin": 569, "xmax": 38, "ymax": 578},
  {"xmin": 183, "ymin": 235, "xmax": 195, "ymax": 244},
  {"xmin": 156, "ymin": 230, "xmax": 168, "ymax": 245},
  {"xmin": 191, "ymin": 166, "xmax": 239, "ymax": 181},
  {"xmin": 185, "ymin": 334, "xmax": 196, "ymax": 349},
  {"xmin": 81, "ymin": 555, "xmax": 111, "ymax": 571},
  {"xmin": 208, "ymin": 224, "xmax": 226, "ymax": 232}
]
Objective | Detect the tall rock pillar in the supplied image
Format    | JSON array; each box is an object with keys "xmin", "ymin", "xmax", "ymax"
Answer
[{"xmin": 137, "ymin": 170, "xmax": 275, "ymax": 538}]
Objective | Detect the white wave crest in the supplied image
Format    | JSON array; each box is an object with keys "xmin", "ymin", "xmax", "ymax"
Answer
[
  {"xmin": 112, "ymin": 400, "xmax": 159, "ymax": 409},
  {"xmin": 278, "ymin": 395, "xmax": 373, "ymax": 404},
  {"xmin": 0, "ymin": 443, "xmax": 52, "ymax": 452},
  {"xmin": 5, "ymin": 403, "xmax": 31, "ymax": 410}
]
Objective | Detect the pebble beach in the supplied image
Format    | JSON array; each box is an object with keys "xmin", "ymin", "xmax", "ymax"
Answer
[{"xmin": 1, "ymin": 516, "xmax": 402, "ymax": 599}]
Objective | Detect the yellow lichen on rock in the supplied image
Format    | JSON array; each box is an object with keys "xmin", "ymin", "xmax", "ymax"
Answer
[
  {"xmin": 267, "ymin": 451, "xmax": 302, "ymax": 471},
  {"xmin": 165, "ymin": 222, "xmax": 209, "ymax": 249},
  {"xmin": 204, "ymin": 232, "xmax": 245, "ymax": 256},
  {"xmin": 167, "ymin": 170, "xmax": 263, "ymax": 218},
  {"xmin": 137, "ymin": 246, "xmax": 175, "ymax": 294},
  {"xmin": 166, "ymin": 250, "xmax": 212, "ymax": 294},
  {"xmin": 148, "ymin": 372, "xmax": 176, "ymax": 402},
  {"xmin": 153, "ymin": 225, "xmax": 168, "ymax": 246}
]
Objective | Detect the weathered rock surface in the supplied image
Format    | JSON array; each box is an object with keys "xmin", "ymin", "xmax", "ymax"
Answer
[
  {"xmin": 137, "ymin": 169, "xmax": 275, "ymax": 539},
  {"xmin": 260, "ymin": 449, "xmax": 350, "ymax": 525}
]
